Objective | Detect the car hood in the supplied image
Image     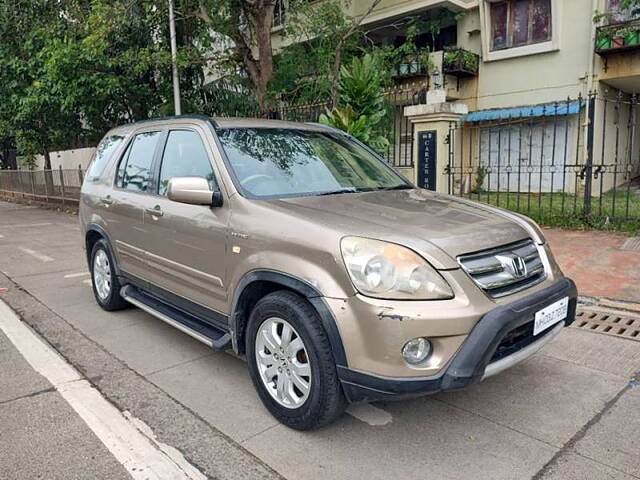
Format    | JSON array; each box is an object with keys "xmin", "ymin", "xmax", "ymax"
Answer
[{"xmin": 274, "ymin": 189, "xmax": 531, "ymax": 269}]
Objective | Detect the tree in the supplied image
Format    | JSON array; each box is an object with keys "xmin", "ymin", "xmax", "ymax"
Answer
[
  {"xmin": 0, "ymin": 2, "xmax": 81, "ymax": 168},
  {"xmin": 319, "ymin": 54, "xmax": 389, "ymax": 154},
  {"xmin": 0, "ymin": 0, "xmax": 209, "ymax": 160},
  {"xmin": 328, "ymin": 0, "xmax": 383, "ymax": 107},
  {"xmin": 194, "ymin": 0, "xmax": 278, "ymax": 113},
  {"xmin": 270, "ymin": 0, "xmax": 357, "ymax": 105}
]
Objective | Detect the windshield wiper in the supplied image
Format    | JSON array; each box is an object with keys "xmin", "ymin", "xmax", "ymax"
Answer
[
  {"xmin": 375, "ymin": 184, "xmax": 413, "ymax": 191},
  {"xmin": 316, "ymin": 188, "xmax": 359, "ymax": 196}
]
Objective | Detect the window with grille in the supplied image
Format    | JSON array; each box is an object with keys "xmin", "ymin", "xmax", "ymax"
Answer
[{"xmin": 489, "ymin": 0, "xmax": 552, "ymax": 51}]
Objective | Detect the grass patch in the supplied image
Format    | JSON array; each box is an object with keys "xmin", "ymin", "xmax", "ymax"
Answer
[{"xmin": 464, "ymin": 190, "xmax": 640, "ymax": 235}]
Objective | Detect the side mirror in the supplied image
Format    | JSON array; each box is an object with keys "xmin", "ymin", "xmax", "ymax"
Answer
[{"xmin": 167, "ymin": 177, "xmax": 223, "ymax": 207}]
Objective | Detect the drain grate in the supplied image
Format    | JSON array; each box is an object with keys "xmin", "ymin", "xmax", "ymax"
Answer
[
  {"xmin": 621, "ymin": 236, "xmax": 640, "ymax": 252},
  {"xmin": 573, "ymin": 307, "xmax": 640, "ymax": 341}
]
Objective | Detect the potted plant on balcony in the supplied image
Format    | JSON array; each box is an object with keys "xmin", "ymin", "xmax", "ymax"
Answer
[
  {"xmin": 612, "ymin": 29, "xmax": 626, "ymax": 48},
  {"xmin": 624, "ymin": 25, "xmax": 640, "ymax": 46},
  {"xmin": 419, "ymin": 48, "xmax": 435, "ymax": 76},
  {"xmin": 595, "ymin": 29, "xmax": 612, "ymax": 51},
  {"xmin": 443, "ymin": 48, "xmax": 479, "ymax": 77}
]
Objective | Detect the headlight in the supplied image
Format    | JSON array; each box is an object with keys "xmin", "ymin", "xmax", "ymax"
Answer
[{"xmin": 340, "ymin": 236, "xmax": 453, "ymax": 300}]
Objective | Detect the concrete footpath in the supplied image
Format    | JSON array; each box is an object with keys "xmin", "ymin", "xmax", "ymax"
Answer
[
  {"xmin": 0, "ymin": 323, "xmax": 130, "ymax": 479},
  {"xmin": 545, "ymin": 228, "xmax": 640, "ymax": 304}
]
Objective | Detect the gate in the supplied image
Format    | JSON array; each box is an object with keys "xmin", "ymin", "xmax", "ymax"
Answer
[{"xmin": 446, "ymin": 92, "xmax": 640, "ymax": 225}]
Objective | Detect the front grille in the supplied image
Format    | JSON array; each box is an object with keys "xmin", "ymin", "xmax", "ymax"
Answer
[
  {"xmin": 489, "ymin": 319, "xmax": 555, "ymax": 362},
  {"xmin": 458, "ymin": 239, "xmax": 546, "ymax": 298}
]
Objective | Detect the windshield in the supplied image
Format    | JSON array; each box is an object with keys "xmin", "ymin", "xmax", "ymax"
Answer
[{"xmin": 216, "ymin": 128, "xmax": 411, "ymax": 198}]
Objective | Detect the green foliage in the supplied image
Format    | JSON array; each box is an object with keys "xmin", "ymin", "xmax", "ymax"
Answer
[
  {"xmin": 477, "ymin": 190, "xmax": 640, "ymax": 235},
  {"xmin": 0, "ymin": 3, "xmax": 83, "ymax": 165},
  {"xmin": 319, "ymin": 54, "xmax": 389, "ymax": 154},
  {"xmin": 0, "ymin": 0, "xmax": 209, "ymax": 159},
  {"xmin": 270, "ymin": 0, "xmax": 361, "ymax": 104},
  {"xmin": 622, "ymin": 0, "xmax": 640, "ymax": 16},
  {"xmin": 19, "ymin": 154, "xmax": 38, "ymax": 170},
  {"xmin": 443, "ymin": 48, "xmax": 479, "ymax": 72},
  {"xmin": 471, "ymin": 166, "xmax": 486, "ymax": 194}
]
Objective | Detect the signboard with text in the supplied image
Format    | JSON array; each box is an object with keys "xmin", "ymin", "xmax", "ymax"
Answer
[{"xmin": 417, "ymin": 130, "xmax": 437, "ymax": 191}]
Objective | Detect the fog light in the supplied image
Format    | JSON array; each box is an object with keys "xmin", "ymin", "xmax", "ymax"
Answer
[{"xmin": 402, "ymin": 337, "xmax": 432, "ymax": 365}]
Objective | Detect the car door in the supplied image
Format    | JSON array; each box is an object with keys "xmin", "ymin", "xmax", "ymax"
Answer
[
  {"xmin": 141, "ymin": 127, "xmax": 230, "ymax": 317},
  {"xmin": 102, "ymin": 129, "xmax": 164, "ymax": 281}
]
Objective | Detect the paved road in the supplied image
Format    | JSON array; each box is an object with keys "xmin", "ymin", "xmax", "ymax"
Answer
[
  {"xmin": 1, "ymin": 200, "xmax": 640, "ymax": 480},
  {"xmin": 0, "ymin": 325, "xmax": 130, "ymax": 480}
]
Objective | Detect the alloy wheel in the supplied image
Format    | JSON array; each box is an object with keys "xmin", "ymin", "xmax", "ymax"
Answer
[
  {"xmin": 255, "ymin": 317, "xmax": 312, "ymax": 409},
  {"xmin": 93, "ymin": 249, "xmax": 112, "ymax": 301}
]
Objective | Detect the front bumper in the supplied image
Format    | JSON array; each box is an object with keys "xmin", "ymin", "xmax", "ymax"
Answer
[{"xmin": 337, "ymin": 277, "xmax": 577, "ymax": 402}]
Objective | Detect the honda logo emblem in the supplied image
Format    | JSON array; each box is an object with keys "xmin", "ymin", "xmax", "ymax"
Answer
[{"xmin": 496, "ymin": 253, "xmax": 527, "ymax": 278}]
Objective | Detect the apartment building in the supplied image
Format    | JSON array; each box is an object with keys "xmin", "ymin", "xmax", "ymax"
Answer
[{"xmin": 273, "ymin": 0, "xmax": 640, "ymax": 207}]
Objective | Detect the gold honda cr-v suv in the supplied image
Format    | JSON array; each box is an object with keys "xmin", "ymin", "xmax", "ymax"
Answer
[{"xmin": 80, "ymin": 116, "xmax": 577, "ymax": 430}]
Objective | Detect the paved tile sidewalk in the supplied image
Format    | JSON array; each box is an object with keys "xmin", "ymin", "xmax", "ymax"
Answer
[{"xmin": 545, "ymin": 228, "xmax": 640, "ymax": 303}]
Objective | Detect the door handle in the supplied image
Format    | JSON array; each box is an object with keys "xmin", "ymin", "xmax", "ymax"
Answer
[
  {"xmin": 145, "ymin": 207, "xmax": 164, "ymax": 217},
  {"xmin": 100, "ymin": 196, "xmax": 114, "ymax": 206}
]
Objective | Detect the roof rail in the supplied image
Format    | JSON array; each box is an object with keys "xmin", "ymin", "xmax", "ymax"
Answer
[{"xmin": 304, "ymin": 122, "xmax": 339, "ymax": 132}]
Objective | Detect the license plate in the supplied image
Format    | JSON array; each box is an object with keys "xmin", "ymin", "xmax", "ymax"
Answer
[{"xmin": 534, "ymin": 296, "xmax": 569, "ymax": 336}]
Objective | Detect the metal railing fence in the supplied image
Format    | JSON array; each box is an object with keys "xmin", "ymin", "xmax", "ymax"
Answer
[
  {"xmin": 0, "ymin": 166, "xmax": 85, "ymax": 206},
  {"xmin": 446, "ymin": 93, "xmax": 640, "ymax": 224}
]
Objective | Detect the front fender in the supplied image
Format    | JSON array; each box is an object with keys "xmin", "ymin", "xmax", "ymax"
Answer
[{"xmin": 229, "ymin": 269, "xmax": 349, "ymax": 367}]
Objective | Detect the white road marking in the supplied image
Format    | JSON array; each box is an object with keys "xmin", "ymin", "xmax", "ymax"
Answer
[
  {"xmin": 18, "ymin": 247, "xmax": 54, "ymax": 263},
  {"xmin": 4, "ymin": 222, "xmax": 53, "ymax": 228},
  {"xmin": 0, "ymin": 300, "xmax": 206, "ymax": 480},
  {"xmin": 346, "ymin": 403, "xmax": 393, "ymax": 426},
  {"xmin": 0, "ymin": 234, "xmax": 4, "ymax": 238},
  {"xmin": 124, "ymin": 412, "xmax": 206, "ymax": 479},
  {"xmin": 64, "ymin": 271, "xmax": 90, "ymax": 279},
  {"xmin": 83, "ymin": 279, "xmax": 92, "ymax": 285}
]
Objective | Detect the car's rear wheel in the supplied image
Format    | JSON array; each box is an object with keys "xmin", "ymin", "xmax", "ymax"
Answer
[
  {"xmin": 246, "ymin": 290, "xmax": 346, "ymax": 430},
  {"xmin": 90, "ymin": 239, "xmax": 128, "ymax": 311}
]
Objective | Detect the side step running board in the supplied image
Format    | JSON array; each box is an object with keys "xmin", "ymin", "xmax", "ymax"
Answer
[{"xmin": 120, "ymin": 285, "xmax": 232, "ymax": 350}]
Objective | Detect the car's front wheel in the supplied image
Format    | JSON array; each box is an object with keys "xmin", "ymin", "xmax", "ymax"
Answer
[
  {"xmin": 246, "ymin": 291, "xmax": 346, "ymax": 430},
  {"xmin": 90, "ymin": 239, "xmax": 128, "ymax": 311}
]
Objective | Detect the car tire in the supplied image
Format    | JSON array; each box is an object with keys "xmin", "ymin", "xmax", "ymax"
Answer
[
  {"xmin": 90, "ymin": 239, "xmax": 128, "ymax": 311},
  {"xmin": 246, "ymin": 290, "xmax": 346, "ymax": 430}
]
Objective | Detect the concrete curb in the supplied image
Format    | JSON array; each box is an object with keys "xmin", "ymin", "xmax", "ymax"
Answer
[{"xmin": 578, "ymin": 295, "xmax": 640, "ymax": 315}]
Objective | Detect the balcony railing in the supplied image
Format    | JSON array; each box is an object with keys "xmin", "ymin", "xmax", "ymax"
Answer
[
  {"xmin": 595, "ymin": 18, "xmax": 640, "ymax": 56},
  {"xmin": 390, "ymin": 58, "xmax": 429, "ymax": 79},
  {"xmin": 442, "ymin": 47, "xmax": 479, "ymax": 78}
]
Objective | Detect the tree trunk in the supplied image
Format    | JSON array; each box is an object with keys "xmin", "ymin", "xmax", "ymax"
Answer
[
  {"xmin": 43, "ymin": 149, "xmax": 52, "ymax": 170},
  {"xmin": 198, "ymin": 0, "xmax": 276, "ymax": 115},
  {"xmin": 247, "ymin": 2, "xmax": 275, "ymax": 114},
  {"xmin": 42, "ymin": 148, "xmax": 55, "ymax": 195},
  {"xmin": 330, "ymin": 41, "xmax": 345, "ymax": 108}
]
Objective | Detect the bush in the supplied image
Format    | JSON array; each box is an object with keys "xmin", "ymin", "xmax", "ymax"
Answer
[{"xmin": 319, "ymin": 54, "xmax": 389, "ymax": 154}]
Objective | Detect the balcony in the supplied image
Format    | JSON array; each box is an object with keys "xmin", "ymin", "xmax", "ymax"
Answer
[
  {"xmin": 390, "ymin": 57, "xmax": 430, "ymax": 80},
  {"xmin": 442, "ymin": 47, "xmax": 479, "ymax": 78},
  {"xmin": 595, "ymin": 19, "xmax": 640, "ymax": 59}
]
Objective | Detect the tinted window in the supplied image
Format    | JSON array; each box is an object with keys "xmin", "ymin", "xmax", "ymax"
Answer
[
  {"xmin": 87, "ymin": 135, "xmax": 125, "ymax": 180},
  {"xmin": 158, "ymin": 130, "xmax": 215, "ymax": 196},
  {"xmin": 116, "ymin": 131, "xmax": 161, "ymax": 192},
  {"xmin": 217, "ymin": 128, "xmax": 409, "ymax": 198}
]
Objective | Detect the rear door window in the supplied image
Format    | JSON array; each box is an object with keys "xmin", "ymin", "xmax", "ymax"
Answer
[
  {"xmin": 87, "ymin": 135, "xmax": 125, "ymax": 181},
  {"xmin": 116, "ymin": 131, "xmax": 161, "ymax": 192}
]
